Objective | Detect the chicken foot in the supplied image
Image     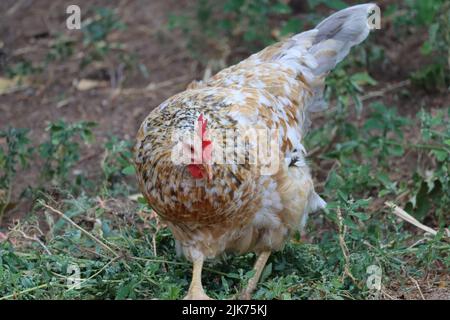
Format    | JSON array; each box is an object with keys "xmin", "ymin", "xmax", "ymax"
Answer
[
  {"xmin": 239, "ymin": 251, "xmax": 271, "ymax": 300},
  {"xmin": 183, "ymin": 255, "xmax": 213, "ymax": 300}
]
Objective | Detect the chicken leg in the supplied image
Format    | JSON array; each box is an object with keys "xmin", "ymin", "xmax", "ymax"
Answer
[
  {"xmin": 239, "ymin": 251, "xmax": 271, "ymax": 300},
  {"xmin": 183, "ymin": 256, "xmax": 212, "ymax": 300}
]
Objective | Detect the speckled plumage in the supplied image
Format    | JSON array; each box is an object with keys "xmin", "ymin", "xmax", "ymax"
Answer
[{"xmin": 135, "ymin": 4, "xmax": 377, "ymax": 291}]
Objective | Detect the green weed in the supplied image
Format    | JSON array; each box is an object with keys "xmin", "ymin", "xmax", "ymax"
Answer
[
  {"xmin": 39, "ymin": 120, "xmax": 96, "ymax": 187},
  {"xmin": 0, "ymin": 128, "xmax": 33, "ymax": 223}
]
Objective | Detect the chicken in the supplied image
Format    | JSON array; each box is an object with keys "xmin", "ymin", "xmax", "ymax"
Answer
[{"xmin": 134, "ymin": 4, "xmax": 378, "ymax": 300}]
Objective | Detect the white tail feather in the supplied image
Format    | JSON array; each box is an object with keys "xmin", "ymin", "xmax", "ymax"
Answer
[
  {"xmin": 250, "ymin": 4, "xmax": 378, "ymax": 114},
  {"xmin": 305, "ymin": 3, "xmax": 378, "ymax": 113},
  {"xmin": 310, "ymin": 3, "xmax": 377, "ymax": 75}
]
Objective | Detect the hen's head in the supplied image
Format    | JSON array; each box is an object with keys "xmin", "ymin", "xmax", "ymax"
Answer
[{"xmin": 186, "ymin": 114, "xmax": 213, "ymax": 180}]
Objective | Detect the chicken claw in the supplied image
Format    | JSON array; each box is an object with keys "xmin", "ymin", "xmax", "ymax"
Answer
[
  {"xmin": 239, "ymin": 251, "xmax": 271, "ymax": 300},
  {"xmin": 183, "ymin": 256, "xmax": 213, "ymax": 300}
]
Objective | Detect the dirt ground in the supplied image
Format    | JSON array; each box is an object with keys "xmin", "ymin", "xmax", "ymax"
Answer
[
  {"xmin": 1, "ymin": 0, "xmax": 196, "ymax": 133},
  {"xmin": 0, "ymin": 0, "xmax": 448, "ymax": 299}
]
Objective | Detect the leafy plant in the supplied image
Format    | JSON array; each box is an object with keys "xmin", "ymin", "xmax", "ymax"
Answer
[
  {"xmin": 362, "ymin": 103, "xmax": 410, "ymax": 161},
  {"xmin": 76, "ymin": 7, "xmax": 149, "ymax": 82},
  {"xmin": 5, "ymin": 60, "xmax": 41, "ymax": 80},
  {"xmin": 404, "ymin": 108, "xmax": 450, "ymax": 221},
  {"xmin": 308, "ymin": 0, "xmax": 347, "ymax": 10},
  {"xmin": 80, "ymin": 7, "xmax": 130, "ymax": 70},
  {"xmin": 39, "ymin": 121, "xmax": 96, "ymax": 186},
  {"xmin": 101, "ymin": 136, "xmax": 135, "ymax": 189},
  {"xmin": 326, "ymin": 69, "xmax": 378, "ymax": 114},
  {"xmin": 0, "ymin": 128, "xmax": 33, "ymax": 222},
  {"xmin": 168, "ymin": 0, "xmax": 293, "ymax": 65},
  {"xmin": 45, "ymin": 35, "xmax": 76, "ymax": 63},
  {"xmin": 408, "ymin": 0, "xmax": 450, "ymax": 92}
]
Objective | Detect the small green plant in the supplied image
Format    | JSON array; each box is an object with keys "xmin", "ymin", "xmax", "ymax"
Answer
[
  {"xmin": 362, "ymin": 103, "xmax": 410, "ymax": 161},
  {"xmin": 5, "ymin": 60, "xmax": 41, "ymax": 81},
  {"xmin": 80, "ymin": 7, "xmax": 131, "ymax": 70},
  {"xmin": 313, "ymin": 102, "xmax": 408, "ymax": 201},
  {"xmin": 305, "ymin": 67, "xmax": 378, "ymax": 153},
  {"xmin": 404, "ymin": 108, "xmax": 450, "ymax": 221},
  {"xmin": 101, "ymin": 136, "xmax": 135, "ymax": 190},
  {"xmin": 82, "ymin": 7, "xmax": 125, "ymax": 44},
  {"xmin": 0, "ymin": 128, "xmax": 33, "ymax": 222},
  {"xmin": 75, "ymin": 7, "xmax": 149, "ymax": 81},
  {"xmin": 168, "ymin": 0, "xmax": 293, "ymax": 65},
  {"xmin": 407, "ymin": 0, "xmax": 450, "ymax": 92},
  {"xmin": 39, "ymin": 121, "xmax": 96, "ymax": 186},
  {"xmin": 326, "ymin": 69, "xmax": 378, "ymax": 114},
  {"xmin": 45, "ymin": 35, "xmax": 76, "ymax": 63},
  {"xmin": 411, "ymin": 63, "xmax": 449, "ymax": 92}
]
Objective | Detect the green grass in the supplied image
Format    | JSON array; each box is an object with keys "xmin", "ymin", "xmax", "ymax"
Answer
[{"xmin": 0, "ymin": 100, "xmax": 448, "ymax": 300}]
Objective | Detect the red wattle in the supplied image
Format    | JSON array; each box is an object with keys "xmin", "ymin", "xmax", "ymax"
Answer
[{"xmin": 187, "ymin": 164, "xmax": 204, "ymax": 179}]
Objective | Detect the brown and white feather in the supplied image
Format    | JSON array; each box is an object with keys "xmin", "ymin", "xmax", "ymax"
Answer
[{"xmin": 135, "ymin": 4, "xmax": 376, "ymax": 261}]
